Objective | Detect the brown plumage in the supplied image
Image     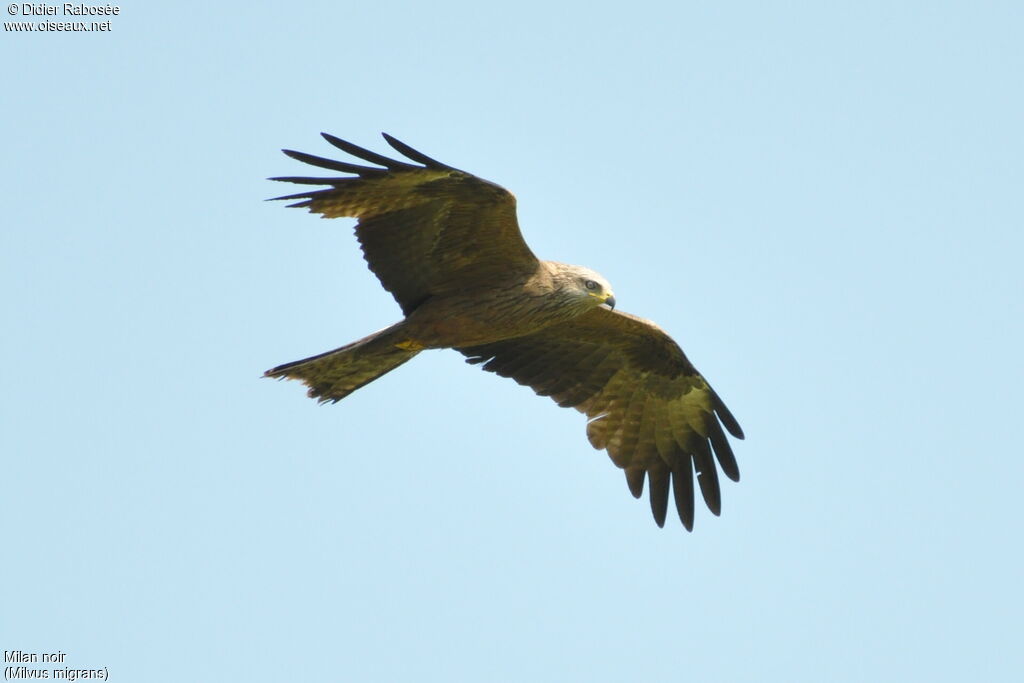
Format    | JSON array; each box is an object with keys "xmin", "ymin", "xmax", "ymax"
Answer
[{"xmin": 266, "ymin": 133, "xmax": 745, "ymax": 530}]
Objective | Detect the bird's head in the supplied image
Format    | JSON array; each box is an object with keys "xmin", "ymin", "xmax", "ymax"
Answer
[{"xmin": 555, "ymin": 264, "xmax": 616, "ymax": 311}]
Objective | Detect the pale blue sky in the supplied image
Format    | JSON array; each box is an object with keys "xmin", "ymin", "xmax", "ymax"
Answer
[{"xmin": 3, "ymin": 2, "xmax": 1022, "ymax": 681}]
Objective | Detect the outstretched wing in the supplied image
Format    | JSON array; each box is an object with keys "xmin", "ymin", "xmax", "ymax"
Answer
[
  {"xmin": 458, "ymin": 306, "xmax": 744, "ymax": 530},
  {"xmin": 271, "ymin": 133, "xmax": 539, "ymax": 315}
]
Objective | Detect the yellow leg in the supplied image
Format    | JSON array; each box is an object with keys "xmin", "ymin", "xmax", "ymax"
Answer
[{"xmin": 395, "ymin": 339, "xmax": 425, "ymax": 351}]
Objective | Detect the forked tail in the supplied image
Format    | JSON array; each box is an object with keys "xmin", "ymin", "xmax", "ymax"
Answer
[{"xmin": 265, "ymin": 322, "xmax": 419, "ymax": 403}]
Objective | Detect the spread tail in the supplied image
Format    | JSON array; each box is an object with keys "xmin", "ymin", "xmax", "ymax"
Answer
[{"xmin": 265, "ymin": 322, "xmax": 419, "ymax": 403}]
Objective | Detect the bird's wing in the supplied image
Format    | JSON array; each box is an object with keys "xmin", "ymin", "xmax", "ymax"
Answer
[
  {"xmin": 458, "ymin": 306, "xmax": 744, "ymax": 530},
  {"xmin": 271, "ymin": 133, "xmax": 539, "ymax": 315}
]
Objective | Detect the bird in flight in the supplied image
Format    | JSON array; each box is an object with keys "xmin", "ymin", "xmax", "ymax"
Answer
[{"xmin": 266, "ymin": 133, "xmax": 745, "ymax": 530}]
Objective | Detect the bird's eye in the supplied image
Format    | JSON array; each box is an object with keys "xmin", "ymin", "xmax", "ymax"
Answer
[{"xmin": 584, "ymin": 280, "xmax": 598, "ymax": 291}]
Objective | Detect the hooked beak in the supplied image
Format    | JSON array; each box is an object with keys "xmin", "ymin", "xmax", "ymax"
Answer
[{"xmin": 603, "ymin": 294, "xmax": 616, "ymax": 310}]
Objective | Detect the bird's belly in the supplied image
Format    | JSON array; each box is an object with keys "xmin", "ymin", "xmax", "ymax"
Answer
[{"xmin": 400, "ymin": 292, "xmax": 555, "ymax": 348}]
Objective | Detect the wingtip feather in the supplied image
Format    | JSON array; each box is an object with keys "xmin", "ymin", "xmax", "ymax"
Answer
[
  {"xmin": 381, "ymin": 132, "xmax": 453, "ymax": 170},
  {"xmin": 671, "ymin": 461, "xmax": 696, "ymax": 531},
  {"xmin": 320, "ymin": 132, "xmax": 417, "ymax": 170},
  {"xmin": 625, "ymin": 467, "xmax": 645, "ymax": 499},
  {"xmin": 711, "ymin": 390, "xmax": 745, "ymax": 439}
]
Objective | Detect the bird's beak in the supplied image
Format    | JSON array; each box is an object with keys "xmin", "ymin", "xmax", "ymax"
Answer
[{"xmin": 604, "ymin": 294, "xmax": 616, "ymax": 310}]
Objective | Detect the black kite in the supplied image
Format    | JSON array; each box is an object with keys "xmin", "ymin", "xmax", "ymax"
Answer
[{"xmin": 266, "ymin": 133, "xmax": 745, "ymax": 530}]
